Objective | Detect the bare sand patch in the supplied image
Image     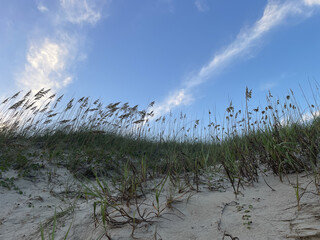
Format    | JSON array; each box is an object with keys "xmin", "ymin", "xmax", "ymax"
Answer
[{"xmin": 0, "ymin": 165, "xmax": 319, "ymax": 240}]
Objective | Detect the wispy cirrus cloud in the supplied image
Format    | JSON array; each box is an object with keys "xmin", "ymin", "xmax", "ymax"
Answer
[
  {"xmin": 304, "ymin": 0, "xmax": 320, "ymax": 6},
  {"xmin": 260, "ymin": 81, "xmax": 277, "ymax": 91},
  {"xmin": 153, "ymin": 89, "xmax": 193, "ymax": 116},
  {"xmin": 16, "ymin": 0, "xmax": 107, "ymax": 93},
  {"xmin": 259, "ymin": 72, "xmax": 290, "ymax": 91},
  {"xmin": 60, "ymin": 0, "xmax": 102, "ymax": 25},
  {"xmin": 153, "ymin": 0, "xmax": 319, "ymax": 117},
  {"xmin": 194, "ymin": 0, "xmax": 209, "ymax": 12},
  {"xmin": 158, "ymin": 0, "xmax": 175, "ymax": 13}
]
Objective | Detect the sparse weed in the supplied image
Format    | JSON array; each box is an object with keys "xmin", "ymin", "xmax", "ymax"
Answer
[{"xmin": 40, "ymin": 207, "xmax": 73, "ymax": 240}]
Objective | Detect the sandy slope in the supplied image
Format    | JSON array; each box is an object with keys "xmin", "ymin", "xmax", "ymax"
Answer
[{"xmin": 1, "ymin": 164, "xmax": 319, "ymax": 240}]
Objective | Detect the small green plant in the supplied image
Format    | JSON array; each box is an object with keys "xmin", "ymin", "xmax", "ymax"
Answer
[
  {"xmin": 40, "ymin": 208, "xmax": 72, "ymax": 240},
  {"xmin": 83, "ymin": 174, "xmax": 158, "ymax": 238},
  {"xmin": 236, "ymin": 204, "xmax": 253, "ymax": 229},
  {"xmin": 0, "ymin": 177, "xmax": 22, "ymax": 194},
  {"xmin": 153, "ymin": 174, "xmax": 169, "ymax": 217},
  {"xmin": 242, "ymin": 213, "xmax": 252, "ymax": 229},
  {"xmin": 293, "ymin": 174, "xmax": 313, "ymax": 211}
]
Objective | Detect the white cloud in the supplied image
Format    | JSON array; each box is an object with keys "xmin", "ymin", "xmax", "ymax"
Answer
[
  {"xmin": 194, "ymin": 0, "xmax": 209, "ymax": 12},
  {"xmin": 282, "ymin": 109, "xmax": 320, "ymax": 126},
  {"xmin": 153, "ymin": 89, "xmax": 193, "ymax": 118},
  {"xmin": 37, "ymin": 3, "xmax": 48, "ymax": 13},
  {"xmin": 193, "ymin": 1, "xmax": 304, "ymax": 86},
  {"xmin": 17, "ymin": 38, "xmax": 73, "ymax": 92},
  {"xmin": 304, "ymin": 0, "xmax": 320, "ymax": 6},
  {"xmin": 15, "ymin": 0, "xmax": 106, "ymax": 94},
  {"xmin": 153, "ymin": 0, "xmax": 318, "ymax": 117},
  {"xmin": 301, "ymin": 110, "xmax": 320, "ymax": 122},
  {"xmin": 260, "ymin": 81, "xmax": 277, "ymax": 91},
  {"xmin": 60, "ymin": 0, "xmax": 102, "ymax": 25}
]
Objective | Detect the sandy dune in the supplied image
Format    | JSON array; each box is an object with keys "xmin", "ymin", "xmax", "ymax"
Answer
[{"xmin": 1, "ymin": 164, "xmax": 319, "ymax": 240}]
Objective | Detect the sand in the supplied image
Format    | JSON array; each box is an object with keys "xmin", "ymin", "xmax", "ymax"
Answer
[{"xmin": 1, "ymin": 163, "xmax": 320, "ymax": 240}]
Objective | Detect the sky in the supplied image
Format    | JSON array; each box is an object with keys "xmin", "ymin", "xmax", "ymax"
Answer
[{"xmin": 1, "ymin": 0, "xmax": 320, "ymax": 122}]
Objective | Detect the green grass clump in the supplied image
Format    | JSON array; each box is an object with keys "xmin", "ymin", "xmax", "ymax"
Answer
[
  {"xmin": 1, "ymin": 86, "xmax": 319, "ymax": 186},
  {"xmin": 1, "ymin": 85, "xmax": 320, "ymax": 237}
]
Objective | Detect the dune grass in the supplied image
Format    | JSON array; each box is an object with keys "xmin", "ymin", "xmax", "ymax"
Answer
[{"xmin": 1, "ymin": 86, "xmax": 320, "ymax": 238}]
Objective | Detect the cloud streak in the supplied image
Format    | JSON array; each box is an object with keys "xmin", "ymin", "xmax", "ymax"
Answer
[
  {"xmin": 153, "ymin": 0, "xmax": 318, "ymax": 117},
  {"xmin": 153, "ymin": 89, "xmax": 193, "ymax": 117}
]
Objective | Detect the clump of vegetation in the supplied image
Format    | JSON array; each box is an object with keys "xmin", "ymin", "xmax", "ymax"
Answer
[{"xmin": 0, "ymin": 85, "xmax": 320, "ymax": 238}]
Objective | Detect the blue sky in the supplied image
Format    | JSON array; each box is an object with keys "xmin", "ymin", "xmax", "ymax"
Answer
[{"xmin": 1, "ymin": 0, "xmax": 320, "ymax": 121}]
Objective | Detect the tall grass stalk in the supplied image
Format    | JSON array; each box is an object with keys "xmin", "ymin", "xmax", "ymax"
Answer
[{"xmin": 1, "ymin": 84, "xmax": 320, "ymax": 236}]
